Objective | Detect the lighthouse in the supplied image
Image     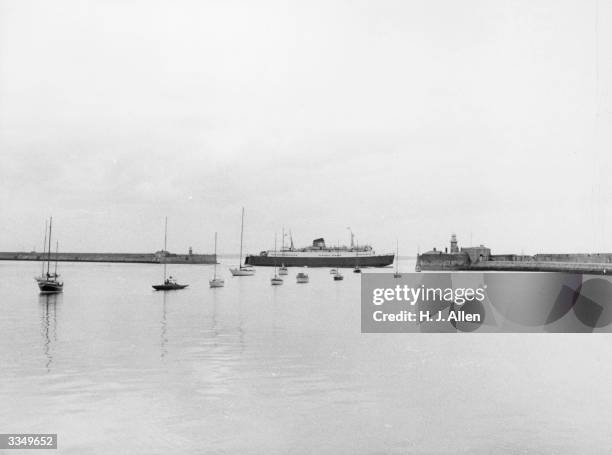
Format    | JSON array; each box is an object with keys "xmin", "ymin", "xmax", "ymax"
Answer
[{"xmin": 450, "ymin": 234, "xmax": 459, "ymax": 253}]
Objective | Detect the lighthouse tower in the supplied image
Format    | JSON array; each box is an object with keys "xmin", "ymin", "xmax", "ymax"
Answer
[{"xmin": 450, "ymin": 234, "xmax": 459, "ymax": 253}]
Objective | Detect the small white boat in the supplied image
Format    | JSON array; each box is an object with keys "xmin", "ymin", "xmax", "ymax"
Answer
[
  {"xmin": 278, "ymin": 230, "xmax": 289, "ymax": 276},
  {"xmin": 331, "ymin": 241, "xmax": 344, "ymax": 277},
  {"xmin": 333, "ymin": 258, "xmax": 344, "ymax": 279},
  {"xmin": 271, "ymin": 233, "xmax": 284, "ymax": 285},
  {"xmin": 296, "ymin": 271, "xmax": 309, "ymax": 283},
  {"xmin": 209, "ymin": 278, "xmax": 225, "ymax": 288},
  {"xmin": 230, "ymin": 266, "xmax": 256, "ymax": 276},
  {"xmin": 209, "ymin": 232, "xmax": 225, "ymax": 288},
  {"xmin": 230, "ymin": 207, "xmax": 256, "ymax": 277}
]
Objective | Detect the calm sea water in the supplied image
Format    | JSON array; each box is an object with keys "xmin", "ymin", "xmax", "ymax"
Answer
[{"xmin": 1, "ymin": 259, "xmax": 611, "ymax": 454}]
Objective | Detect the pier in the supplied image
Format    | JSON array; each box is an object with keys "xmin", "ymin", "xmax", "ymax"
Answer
[
  {"xmin": 468, "ymin": 261, "xmax": 612, "ymax": 275},
  {"xmin": 0, "ymin": 251, "xmax": 216, "ymax": 264}
]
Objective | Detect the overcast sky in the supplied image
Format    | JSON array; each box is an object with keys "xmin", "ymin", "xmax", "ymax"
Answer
[{"xmin": 1, "ymin": 0, "xmax": 612, "ymax": 255}]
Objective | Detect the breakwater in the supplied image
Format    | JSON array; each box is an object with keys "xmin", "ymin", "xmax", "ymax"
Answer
[
  {"xmin": 416, "ymin": 234, "xmax": 612, "ymax": 275},
  {"xmin": 468, "ymin": 261, "xmax": 612, "ymax": 275},
  {"xmin": 0, "ymin": 251, "xmax": 216, "ymax": 264}
]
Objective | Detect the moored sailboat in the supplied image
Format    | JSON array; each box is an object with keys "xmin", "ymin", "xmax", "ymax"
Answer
[
  {"xmin": 230, "ymin": 207, "xmax": 256, "ymax": 276},
  {"xmin": 278, "ymin": 228, "xmax": 289, "ymax": 275},
  {"xmin": 330, "ymin": 242, "xmax": 344, "ymax": 281},
  {"xmin": 35, "ymin": 217, "xmax": 64, "ymax": 293},
  {"xmin": 351, "ymin": 229, "xmax": 361, "ymax": 273},
  {"xmin": 209, "ymin": 232, "xmax": 225, "ymax": 288},
  {"xmin": 153, "ymin": 217, "xmax": 188, "ymax": 291},
  {"xmin": 393, "ymin": 240, "xmax": 402, "ymax": 278},
  {"xmin": 270, "ymin": 233, "xmax": 283, "ymax": 285}
]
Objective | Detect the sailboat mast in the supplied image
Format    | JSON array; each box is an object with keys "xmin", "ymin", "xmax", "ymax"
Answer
[
  {"xmin": 239, "ymin": 207, "xmax": 244, "ymax": 267},
  {"xmin": 213, "ymin": 232, "xmax": 218, "ymax": 279},
  {"xmin": 395, "ymin": 240, "xmax": 399, "ymax": 274},
  {"xmin": 41, "ymin": 219, "xmax": 48, "ymax": 277},
  {"xmin": 163, "ymin": 217, "xmax": 168, "ymax": 281},
  {"xmin": 281, "ymin": 227, "xmax": 284, "ymax": 256},
  {"xmin": 274, "ymin": 232, "xmax": 277, "ymax": 273},
  {"xmin": 54, "ymin": 241, "xmax": 59, "ymax": 276},
  {"xmin": 47, "ymin": 217, "xmax": 53, "ymax": 276}
]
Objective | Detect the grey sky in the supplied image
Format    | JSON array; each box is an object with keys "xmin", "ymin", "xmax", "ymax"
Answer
[{"xmin": 1, "ymin": 0, "xmax": 611, "ymax": 255}]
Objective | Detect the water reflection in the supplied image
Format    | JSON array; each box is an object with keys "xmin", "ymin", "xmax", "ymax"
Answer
[
  {"xmin": 160, "ymin": 292, "xmax": 168, "ymax": 359},
  {"xmin": 237, "ymin": 293, "xmax": 245, "ymax": 355},
  {"xmin": 4, "ymin": 260, "xmax": 609, "ymax": 454},
  {"xmin": 39, "ymin": 293, "xmax": 60, "ymax": 372},
  {"xmin": 209, "ymin": 286, "xmax": 219, "ymax": 346},
  {"xmin": 234, "ymin": 278, "xmax": 246, "ymax": 354},
  {"xmin": 196, "ymin": 283, "xmax": 248, "ymax": 357}
]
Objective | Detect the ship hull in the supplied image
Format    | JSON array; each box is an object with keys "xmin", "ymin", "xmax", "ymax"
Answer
[
  {"xmin": 37, "ymin": 280, "xmax": 63, "ymax": 293},
  {"xmin": 152, "ymin": 284, "xmax": 189, "ymax": 291},
  {"xmin": 245, "ymin": 254, "xmax": 394, "ymax": 268},
  {"xmin": 229, "ymin": 267, "xmax": 256, "ymax": 276},
  {"xmin": 209, "ymin": 279, "xmax": 225, "ymax": 288}
]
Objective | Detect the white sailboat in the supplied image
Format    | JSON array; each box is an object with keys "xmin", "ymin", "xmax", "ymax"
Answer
[
  {"xmin": 230, "ymin": 207, "xmax": 256, "ymax": 276},
  {"xmin": 209, "ymin": 232, "xmax": 225, "ymax": 288},
  {"xmin": 393, "ymin": 239, "xmax": 402, "ymax": 278},
  {"xmin": 271, "ymin": 233, "xmax": 283, "ymax": 285},
  {"xmin": 278, "ymin": 228, "xmax": 288, "ymax": 275},
  {"xmin": 350, "ymin": 228, "xmax": 361, "ymax": 273}
]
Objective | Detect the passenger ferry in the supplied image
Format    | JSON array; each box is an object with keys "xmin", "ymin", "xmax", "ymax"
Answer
[{"xmin": 245, "ymin": 236, "xmax": 394, "ymax": 268}]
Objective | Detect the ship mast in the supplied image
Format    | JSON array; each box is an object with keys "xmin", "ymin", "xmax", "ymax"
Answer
[
  {"xmin": 213, "ymin": 232, "xmax": 218, "ymax": 279},
  {"xmin": 274, "ymin": 232, "xmax": 278, "ymax": 275},
  {"xmin": 395, "ymin": 239, "xmax": 399, "ymax": 274},
  {"xmin": 41, "ymin": 219, "xmax": 48, "ymax": 277},
  {"xmin": 47, "ymin": 217, "xmax": 53, "ymax": 276},
  {"xmin": 239, "ymin": 207, "xmax": 244, "ymax": 268},
  {"xmin": 163, "ymin": 216, "xmax": 168, "ymax": 281},
  {"xmin": 54, "ymin": 241, "xmax": 59, "ymax": 276},
  {"xmin": 347, "ymin": 227, "xmax": 355, "ymax": 249}
]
